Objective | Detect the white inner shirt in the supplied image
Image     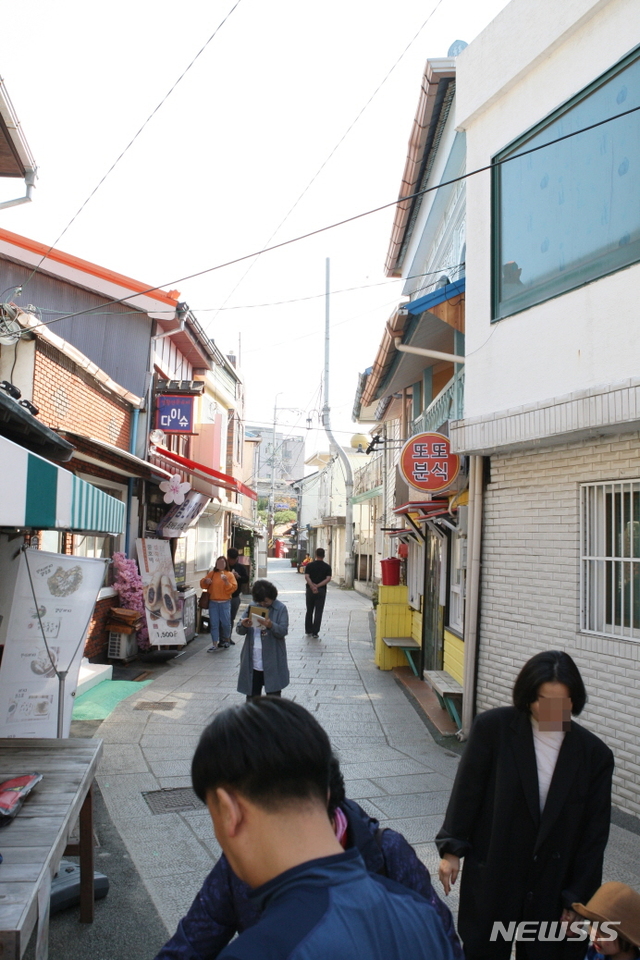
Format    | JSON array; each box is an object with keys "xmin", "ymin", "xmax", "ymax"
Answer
[
  {"xmin": 252, "ymin": 627, "xmax": 263, "ymax": 671},
  {"xmin": 531, "ymin": 716, "xmax": 565, "ymax": 812}
]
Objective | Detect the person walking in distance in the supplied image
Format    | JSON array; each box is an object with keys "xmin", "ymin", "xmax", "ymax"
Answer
[
  {"xmin": 304, "ymin": 548, "xmax": 332, "ymax": 638},
  {"xmin": 227, "ymin": 548, "xmax": 249, "ymax": 644}
]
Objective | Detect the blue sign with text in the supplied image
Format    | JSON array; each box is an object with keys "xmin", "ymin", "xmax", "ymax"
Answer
[{"xmin": 156, "ymin": 395, "xmax": 194, "ymax": 433}]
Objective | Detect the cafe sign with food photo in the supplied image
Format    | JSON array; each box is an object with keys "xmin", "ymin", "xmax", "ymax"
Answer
[{"xmin": 136, "ymin": 539, "xmax": 186, "ymax": 647}]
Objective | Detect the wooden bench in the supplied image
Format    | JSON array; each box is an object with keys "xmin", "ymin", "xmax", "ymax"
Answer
[
  {"xmin": 423, "ymin": 670, "xmax": 463, "ymax": 728},
  {"xmin": 382, "ymin": 637, "xmax": 421, "ymax": 677}
]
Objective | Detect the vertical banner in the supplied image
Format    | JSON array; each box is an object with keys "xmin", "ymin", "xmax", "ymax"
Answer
[
  {"xmin": 0, "ymin": 549, "xmax": 107, "ymax": 738},
  {"xmin": 136, "ymin": 539, "xmax": 186, "ymax": 647}
]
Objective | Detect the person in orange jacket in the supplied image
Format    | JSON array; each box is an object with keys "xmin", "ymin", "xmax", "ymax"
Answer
[{"xmin": 201, "ymin": 557, "xmax": 237, "ymax": 651}]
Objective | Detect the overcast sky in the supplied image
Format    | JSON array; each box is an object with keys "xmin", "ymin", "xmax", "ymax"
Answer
[{"xmin": 0, "ymin": 0, "xmax": 509, "ymax": 452}]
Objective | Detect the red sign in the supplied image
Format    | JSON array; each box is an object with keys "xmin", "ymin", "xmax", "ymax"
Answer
[{"xmin": 399, "ymin": 432, "xmax": 460, "ymax": 493}]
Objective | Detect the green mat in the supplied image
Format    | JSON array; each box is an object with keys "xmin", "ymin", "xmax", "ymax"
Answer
[{"xmin": 72, "ymin": 679, "xmax": 153, "ymax": 721}]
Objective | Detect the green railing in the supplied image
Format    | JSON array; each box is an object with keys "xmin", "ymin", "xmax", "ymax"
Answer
[{"xmin": 411, "ymin": 367, "xmax": 464, "ymax": 435}]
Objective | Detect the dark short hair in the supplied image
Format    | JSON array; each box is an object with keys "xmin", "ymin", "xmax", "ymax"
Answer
[
  {"xmin": 227, "ymin": 548, "xmax": 239, "ymax": 561},
  {"xmin": 252, "ymin": 579, "xmax": 278, "ymax": 603},
  {"xmin": 191, "ymin": 698, "xmax": 332, "ymax": 810},
  {"xmin": 315, "ymin": 548, "xmax": 325, "ymax": 559},
  {"xmin": 327, "ymin": 754, "xmax": 345, "ymax": 819},
  {"xmin": 512, "ymin": 650, "xmax": 587, "ymax": 715}
]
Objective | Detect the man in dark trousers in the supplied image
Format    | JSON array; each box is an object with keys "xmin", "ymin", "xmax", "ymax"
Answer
[
  {"xmin": 304, "ymin": 547, "xmax": 332, "ymax": 638},
  {"xmin": 189, "ymin": 698, "xmax": 457, "ymax": 960},
  {"xmin": 225, "ymin": 548, "xmax": 249, "ymax": 646}
]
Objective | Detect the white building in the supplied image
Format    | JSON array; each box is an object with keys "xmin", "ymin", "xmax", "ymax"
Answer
[{"xmin": 451, "ymin": 0, "xmax": 640, "ymax": 815}]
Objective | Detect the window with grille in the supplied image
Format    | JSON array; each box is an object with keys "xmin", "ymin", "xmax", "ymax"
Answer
[
  {"xmin": 581, "ymin": 481, "xmax": 640, "ymax": 640},
  {"xmin": 448, "ymin": 533, "xmax": 465, "ymax": 635}
]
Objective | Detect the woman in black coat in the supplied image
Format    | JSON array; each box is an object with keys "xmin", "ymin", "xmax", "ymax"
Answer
[{"xmin": 436, "ymin": 651, "xmax": 614, "ymax": 960}]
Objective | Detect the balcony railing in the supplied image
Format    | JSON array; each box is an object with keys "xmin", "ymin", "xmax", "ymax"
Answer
[{"xmin": 411, "ymin": 367, "xmax": 464, "ymax": 435}]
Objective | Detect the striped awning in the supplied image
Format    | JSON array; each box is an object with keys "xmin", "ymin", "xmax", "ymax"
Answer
[{"xmin": 0, "ymin": 434, "xmax": 125, "ymax": 534}]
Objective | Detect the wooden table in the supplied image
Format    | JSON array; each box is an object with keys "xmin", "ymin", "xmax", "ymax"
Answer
[{"xmin": 0, "ymin": 739, "xmax": 102, "ymax": 959}]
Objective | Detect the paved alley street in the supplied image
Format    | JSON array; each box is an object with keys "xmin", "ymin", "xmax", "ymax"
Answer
[
  {"xmin": 39, "ymin": 560, "xmax": 640, "ymax": 959},
  {"xmin": 94, "ymin": 559, "xmax": 464, "ymax": 942}
]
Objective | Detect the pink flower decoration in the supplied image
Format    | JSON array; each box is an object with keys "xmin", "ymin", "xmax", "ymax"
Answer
[{"xmin": 160, "ymin": 474, "xmax": 191, "ymax": 504}]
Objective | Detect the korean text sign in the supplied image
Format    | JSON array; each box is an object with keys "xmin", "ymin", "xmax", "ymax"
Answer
[
  {"xmin": 399, "ymin": 432, "xmax": 460, "ymax": 493},
  {"xmin": 156, "ymin": 395, "xmax": 194, "ymax": 434}
]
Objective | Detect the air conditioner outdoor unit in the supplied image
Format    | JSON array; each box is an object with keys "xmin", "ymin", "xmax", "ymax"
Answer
[{"xmin": 107, "ymin": 631, "xmax": 139, "ymax": 662}]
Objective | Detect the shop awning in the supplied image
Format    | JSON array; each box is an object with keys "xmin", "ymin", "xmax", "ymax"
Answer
[
  {"xmin": 152, "ymin": 445, "xmax": 257, "ymax": 501},
  {"xmin": 394, "ymin": 500, "xmax": 450, "ymax": 520},
  {"xmin": 58, "ymin": 431, "xmax": 172, "ymax": 480},
  {"xmin": 0, "ymin": 434, "xmax": 125, "ymax": 533}
]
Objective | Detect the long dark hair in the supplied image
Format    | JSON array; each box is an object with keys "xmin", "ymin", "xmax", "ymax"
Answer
[
  {"xmin": 512, "ymin": 650, "xmax": 586, "ymax": 715},
  {"xmin": 213, "ymin": 556, "xmax": 230, "ymax": 571}
]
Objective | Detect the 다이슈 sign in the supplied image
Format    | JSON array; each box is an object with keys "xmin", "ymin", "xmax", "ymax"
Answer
[
  {"xmin": 399, "ymin": 432, "xmax": 460, "ymax": 493},
  {"xmin": 156, "ymin": 395, "xmax": 194, "ymax": 433}
]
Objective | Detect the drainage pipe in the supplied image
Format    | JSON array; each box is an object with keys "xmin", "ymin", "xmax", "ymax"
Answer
[
  {"xmin": 393, "ymin": 337, "xmax": 465, "ymax": 365},
  {"xmin": 0, "ymin": 169, "xmax": 36, "ymax": 210},
  {"xmin": 461, "ymin": 454, "xmax": 483, "ymax": 737}
]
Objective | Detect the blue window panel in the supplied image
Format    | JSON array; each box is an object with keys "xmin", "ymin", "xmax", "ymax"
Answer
[{"xmin": 493, "ymin": 46, "xmax": 640, "ymax": 319}]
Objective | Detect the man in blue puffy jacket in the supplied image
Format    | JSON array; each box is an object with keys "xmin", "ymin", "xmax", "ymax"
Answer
[
  {"xmin": 181, "ymin": 698, "xmax": 456, "ymax": 960},
  {"xmin": 155, "ymin": 758, "xmax": 462, "ymax": 960}
]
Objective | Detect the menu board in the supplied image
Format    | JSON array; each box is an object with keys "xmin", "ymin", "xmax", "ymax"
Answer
[
  {"xmin": 136, "ymin": 539, "xmax": 186, "ymax": 648},
  {"xmin": 0, "ymin": 549, "xmax": 107, "ymax": 738}
]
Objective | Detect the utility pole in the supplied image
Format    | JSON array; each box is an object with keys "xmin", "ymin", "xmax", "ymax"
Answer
[{"xmin": 322, "ymin": 258, "xmax": 354, "ymax": 588}]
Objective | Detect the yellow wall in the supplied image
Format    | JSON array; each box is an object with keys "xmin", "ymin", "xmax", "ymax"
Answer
[
  {"xmin": 375, "ymin": 585, "xmax": 412, "ymax": 670},
  {"xmin": 411, "ymin": 605, "xmax": 422, "ymax": 645},
  {"xmin": 443, "ymin": 630, "xmax": 464, "ymax": 684}
]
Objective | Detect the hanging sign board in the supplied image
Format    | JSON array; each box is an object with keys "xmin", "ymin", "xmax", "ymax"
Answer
[
  {"xmin": 156, "ymin": 395, "xmax": 195, "ymax": 433},
  {"xmin": 157, "ymin": 491, "xmax": 210, "ymax": 538},
  {"xmin": 399, "ymin": 432, "xmax": 460, "ymax": 493},
  {"xmin": 136, "ymin": 539, "xmax": 186, "ymax": 647},
  {"xmin": 0, "ymin": 549, "xmax": 107, "ymax": 738}
]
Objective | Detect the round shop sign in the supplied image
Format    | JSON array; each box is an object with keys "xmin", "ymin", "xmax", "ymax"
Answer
[{"xmin": 399, "ymin": 432, "xmax": 460, "ymax": 493}]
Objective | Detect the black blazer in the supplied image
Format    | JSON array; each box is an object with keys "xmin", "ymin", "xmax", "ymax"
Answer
[{"xmin": 436, "ymin": 706, "xmax": 614, "ymax": 960}]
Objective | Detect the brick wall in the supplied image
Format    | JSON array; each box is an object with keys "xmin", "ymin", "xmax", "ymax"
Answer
[
  {"xmin": 84, "ymin": 596, "xmax": 116, "ymax": 659},
  {"xmin": 477, "ymin": 430, "xmax": 640, "ymax": 815},
  {"xmin": 33, "ymin": 341, "xmax": 131, "ymax": 449}
]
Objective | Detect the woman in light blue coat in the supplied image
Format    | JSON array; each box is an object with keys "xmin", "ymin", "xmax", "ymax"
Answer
[{"xmin": 236, "ymin": 580, "xmax": 289, "ymax": 699}]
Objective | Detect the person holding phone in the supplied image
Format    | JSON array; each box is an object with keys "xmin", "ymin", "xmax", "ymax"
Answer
[
  {"xmin": 201, "ymin": 557, "xmax": 237, "ymax": 651},
  {"xmin": 236, "ymin": 579, "xmax": 289, "ymax": 699}
]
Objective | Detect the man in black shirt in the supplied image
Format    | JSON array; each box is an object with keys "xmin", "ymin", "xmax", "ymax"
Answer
[
  {"xmin": 225, "ymin": 548, "xmax": 250, "ymax": 646},
  {"xmin": 304, "ymin": 548, "xmax": 332, "ymax": 639}
]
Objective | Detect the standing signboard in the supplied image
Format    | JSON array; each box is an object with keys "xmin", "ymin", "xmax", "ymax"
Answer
[
  {"xmin": 399, "ymin": 432, "xmax": 460, "ymax": 494},
  {"xmin": 136, "ymin": 539, "xmax": 186, "ymax": 647},
  {"xmin": 0, "ymin": 549, "xmax": 107, "ymax": 738}
]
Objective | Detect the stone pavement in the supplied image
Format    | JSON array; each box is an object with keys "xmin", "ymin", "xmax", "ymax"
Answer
[{"xmin": 91, "ymin": 558, "xmax": 640, "ymax": 946}]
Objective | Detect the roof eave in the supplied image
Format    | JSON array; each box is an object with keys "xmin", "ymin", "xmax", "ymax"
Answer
[{"xmin": 384, "ymin": 58, "xmax": 456, "ymax": 278}]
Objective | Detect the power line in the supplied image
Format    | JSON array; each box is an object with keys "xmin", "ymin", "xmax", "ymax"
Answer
[
  {"xmin": 28, "ymin": 263, "xmax": 462, "ymax": 322},
  {"xmin": 18, "ymin": 0, "xmax": 244, "ymax": 296},
  {"xmin": 203, "ymin": 0, "xmax": 447, "ymax": 329},
  {"xmin": 21, "ymin": 101, "xmax": 640, "ymax": 332}
]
